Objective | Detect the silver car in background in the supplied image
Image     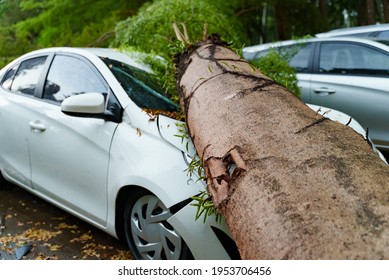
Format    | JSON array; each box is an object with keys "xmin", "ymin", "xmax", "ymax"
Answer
[
  {"xmin": 316, "ymin": 23, "xmax": 389, "ymax": 39},
  {"xmin": 243, "ymin": 37, "xmax": 389, "ymax": 151}
]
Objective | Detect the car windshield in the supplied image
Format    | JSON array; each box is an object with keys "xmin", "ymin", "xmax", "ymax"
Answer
[{"xmin": 101, "ymin": 57, "xmax": 179, "ymax": 112}]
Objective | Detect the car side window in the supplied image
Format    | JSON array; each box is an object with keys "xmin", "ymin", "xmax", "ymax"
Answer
[
  {"xmin": 1, "ymin": 64, "xmax": 19, "ymax": 90},
  {"xmin": 377, "ymin": 31, "xmax": 389, "ymax": 39},
  {"xmin": 319, "ymin": 43, "xmax": 389, "ymax": 76},
  {"xmin": 263, "ymin": 43, "xmax": 313, "ymax": 73},
  {"xmin": 285, "ymin": 43, "xmax": 313, "ymax": 73},
  {"xmin": 3, "ymin": 56, "xmax": 47, "ymax": 95},
  {"xmin": 43, "ymin": 54, "xmax": 108, "ymax": 103},
  {"xmin": 253, "ymin": 43, "xmax": 313, "ymax": 73}
]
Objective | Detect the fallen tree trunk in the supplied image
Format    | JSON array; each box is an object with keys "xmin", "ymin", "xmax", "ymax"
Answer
[{"xmin": 176, "ymin": 38, "xmax": 389, "ymax": 259}]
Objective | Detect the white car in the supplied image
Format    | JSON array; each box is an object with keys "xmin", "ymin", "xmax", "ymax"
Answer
[
  {"xmin": 243, "ymin": 37, "xmax": 389, "ymax": 152},
  {"xmin": 306, "ymin": 104, "xmax": 386, "ymax": 163},
  {"xmin": 0, "ymin": 47, "xmax": 239, "ymax": 260}
]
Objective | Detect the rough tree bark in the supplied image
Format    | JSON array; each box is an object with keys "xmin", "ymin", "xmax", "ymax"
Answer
[{"xmin": 176, "ymin": 38, "xmax": 389, "ymax": 259}]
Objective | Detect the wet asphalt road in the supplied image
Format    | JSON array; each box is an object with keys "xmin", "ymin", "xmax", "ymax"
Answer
[{"xmin": 0, "ymin": 180, "xmax": 132, "ymax": 260}]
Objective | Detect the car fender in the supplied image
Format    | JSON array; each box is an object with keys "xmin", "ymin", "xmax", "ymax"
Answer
[
  {"xmin": 104, "ymin": 119, "xmax": 204, "ymax": 235},
  {"xmin": 167, "ymin": 203, "xmax": 234, "ymax": 260}
]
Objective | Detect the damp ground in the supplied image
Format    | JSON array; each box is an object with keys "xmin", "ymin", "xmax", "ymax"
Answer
[{"xmin": 0, "ymin": 181, "xmax": 132, "ymax": 260}]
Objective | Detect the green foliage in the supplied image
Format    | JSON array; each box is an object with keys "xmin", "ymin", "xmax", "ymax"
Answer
[
  {"xmin": 14, "ymin": 0, "xmax": 141, "ymax": 48},
  {"xmin": 113, "ymin": 0, "xmax": 249, "ymax": 101},
  {"xmin": 184, "ymin": 154, "xmax": 222, "ymax": 223},
  {"xmin": 0, "ymin": 0, "xmax": 146, "ymax": 68},
  {"xmin": 114, "ymin": 0, "xmax": 247, "ymax": 55},
  {"xmin": 0, "ymin": 0, "xmax": 33, "ymax": 63},
  {"xmin": 251, "ymin": 49, "xmax": 301, "ymax": 97},
  {"xmin": 192, "ymin": 190, "xmax": 222, "ymax": 223},
  {"xmin": 185, "ymin": 156, "xmax": 204, "ymax": 182}
]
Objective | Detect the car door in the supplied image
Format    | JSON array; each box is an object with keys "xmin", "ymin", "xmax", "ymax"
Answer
[
  {"xmin": 308, "ymin": 42, "xmax": 389, "ymax": 149},
  {"xmin": 28, "ymin": 53, "xmax": 119, "ymax": 225},
  {"xmin": 0, "ymin": 56, "xmax": 49, "ymax": 188}
]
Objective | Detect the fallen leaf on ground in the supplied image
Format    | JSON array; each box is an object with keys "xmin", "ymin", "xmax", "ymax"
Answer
[
  {"xmin": 70, "ymin": 231, "xmax": 93, "ymax": 243},
  {"xmin": 55, "ymin": 223, "xmax": 78, "ymax": 230},
  {"xmin": 23, "ymin": 228, "xmax": 62, "ymax": 241},
  {"xmin": 110, "ymin": 249, "xmax": 133, "ymax": 260}
]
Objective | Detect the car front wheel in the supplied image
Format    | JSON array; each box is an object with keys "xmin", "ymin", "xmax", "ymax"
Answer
[{"xmin": 123, "ymin": 189, "xmax": 192, "ymax": 260}]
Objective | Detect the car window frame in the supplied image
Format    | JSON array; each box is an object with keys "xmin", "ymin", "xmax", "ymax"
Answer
[
  {"xmin": 292, "ymin": 42, "xmax": 315, "ymax": 73},
  {"xmin": 0, "ymin": 54, "xmax": 54, "ymax": 98},
  {"xmin": 40, "ymin": 53, "xmax": 108, "ymax": 101},
  {"xmin": 42, "ymin": 52, "xmax": 123, "ymax": 122},
  {"xmin": 0, "ymin": 51, "xmax": 123, "ymax": 123}
]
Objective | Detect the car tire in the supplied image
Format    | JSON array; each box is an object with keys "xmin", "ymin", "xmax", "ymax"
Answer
[{"xmin": 123, "ymin": 189, "xmax": 193, "ymax": 260}]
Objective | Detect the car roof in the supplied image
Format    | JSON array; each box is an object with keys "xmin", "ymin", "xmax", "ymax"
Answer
[
  {"xmin": 242, "ymin": 36, "xmax": 389, "ymax": 59},
  {"xmin": 316, "ymin": 23, "xmax": 389, "ymax": 38},
  {"xmin": 2, "ymin": 47, "xmax": 152, "ymax": 73},
  {"xmin": 82, "ymin": 48, "xmax": 153, "ymax": 72}
]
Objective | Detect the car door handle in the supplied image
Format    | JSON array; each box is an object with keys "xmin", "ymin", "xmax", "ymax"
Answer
[
  {"xmin": 314, "ymin": 88, "xmax": 336, "ymax": 95},
  {"xmin": 29, "ymin": 120, "xmax": 46, "ymax": 132}
]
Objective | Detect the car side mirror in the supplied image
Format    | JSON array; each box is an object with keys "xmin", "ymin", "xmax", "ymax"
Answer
[{"xmin": 61, "ymin": 92, "xmax": 105, "ymax": 116}]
